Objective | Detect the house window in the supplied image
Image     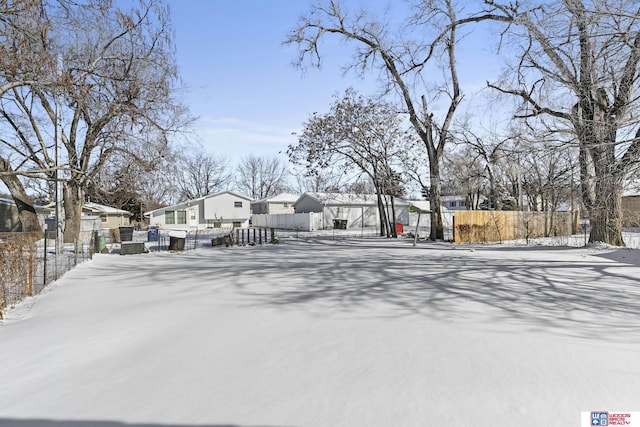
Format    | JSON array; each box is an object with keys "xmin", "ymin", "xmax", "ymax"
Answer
[
  {"xmin": 100, "ymin": 215, "xmax": 107, "ymax": 223},
  {"xmin": 234, "ymin": 201, "xmax": 243, "ymax": 208},
  {"xmin": 177, "ymin": 211, "xmax": 187, "ymax": 224},
  {"xmin": 165, "ymin": 210, "xmax": 175, "ymax": 224},
  {"xmin": 232, "ymin": 221, "xmax": 242, "ymax": 228},
  {"xmin": 283, "ymin": 203, "xmax": 289, "ymax": 208},
  {"xmin": 190, "ymin": 211, "xmax": 196, "ymax": 220}
]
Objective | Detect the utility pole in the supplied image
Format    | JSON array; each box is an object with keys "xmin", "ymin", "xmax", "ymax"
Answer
[{"xmin": 54, "ymin": 53, "xmax": 63, "ymax": 276}]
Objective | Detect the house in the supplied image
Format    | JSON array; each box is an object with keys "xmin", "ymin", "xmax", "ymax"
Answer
[
  {"xmin": 622, "ymin": 180, "xmax": 640, "ymax": 227},
  {"xmin": 82, "ymin": 202, "xmax": 133, "ymax": 229},
  {"xmin": 441, "ymin": 195, "xmax": 468, "ymax": 210},
  {"xmin": 294, "ymin": 192, "xmax": 410, "ymax": 230},
  {"xmin": 251, "ymin": 192, "xmax": 298, "ymax": 215},
  {"xmin": 0, "ymin": 197, "xmax": 50, "ymax": 232},
  {"xmin": 145, "ymin": 190, "xmax": 252, "ymax": 230}
]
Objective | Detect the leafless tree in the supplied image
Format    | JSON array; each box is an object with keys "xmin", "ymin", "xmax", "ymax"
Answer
[
  {"xmin": 453, "ymin": 125, "xmax": 512, "ymax": 210},
  {"xmin": 175, "ymin": 152, "xmax": 232, "ymax": 200},
  {"xmin": 289, "ymin": 89, "xmax": 408, "ymax": 236},
  {"xmin": 84, "ymin": 145, "xmax": 172, "ymax": 223},
  {"xmin": 289, "ymin": 163, "xmax": 348, "ymax": 194},
  {"xmin": 0, "ymin": 0, "xmax": 188, "ymax": 242},
  {"xmin": 441, "ymin": 147, "xmax": 488, "ymax": 210},
  {"xmin": 0, "ymin": 0, "xmax": 53, "ymax": 232},
  {"xmin": 286, "ymin": 0, "xmax": 468, "ymax": 240},
  {"xmin": 482, "ymin": 0, "xmax": 640, "ymax": 246},
  {"xmin": 235, "ymin": 155, "xmax": 289, "ymax": 200}
]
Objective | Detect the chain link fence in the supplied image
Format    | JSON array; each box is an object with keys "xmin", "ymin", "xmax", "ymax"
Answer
[{"xmin": 0, "ymin": 232, "xmax": 94, "ymax": 318}]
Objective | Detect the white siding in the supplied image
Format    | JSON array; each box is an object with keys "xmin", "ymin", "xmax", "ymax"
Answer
[
  {"xmin": 252, "ymin": 212, "xmax": 323, "ymax": 231},
  {"xmin": 266, "ymin": 202, "xmax": 295, "ymax": 214},
  {"xmin": 203, "ymin": 193, "xmax": 250, "ymax": 222}
]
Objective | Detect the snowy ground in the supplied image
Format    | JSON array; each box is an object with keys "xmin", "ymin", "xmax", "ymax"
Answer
[{"xmin": 1, "ymin": 236, "xmax": 639, "ymax": 427}]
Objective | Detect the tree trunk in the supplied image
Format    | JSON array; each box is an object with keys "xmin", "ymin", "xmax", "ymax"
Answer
[
  {"xmin": 376, "ymin": 192, "xmax": 389, "ymax": 237},
  {"xmin": 63, "ymin": 181, "xmax": 84, "ymax": 243},
  {"xmin": 0, "ymin": 156, "xmax": 42, "ymax": 233},
  {"xmin": 389, "ymin": 195, "xmax": 398, "ymax": 238},
  {"xmin": 429, "ymin": 163, "xmax": 444, "ymax": 240},
  {"xmin": 588, "ymin": 178, "xmax": 625, "ymax": 246}
]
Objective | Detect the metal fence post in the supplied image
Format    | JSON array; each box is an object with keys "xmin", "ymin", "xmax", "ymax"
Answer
[
  {"xmin": 43, "ymin": 231, "xmax": 48, "ymax": 286},
  {"xmin": 28, "ymin": 245, "xmax": 33, "ymax": 297}
]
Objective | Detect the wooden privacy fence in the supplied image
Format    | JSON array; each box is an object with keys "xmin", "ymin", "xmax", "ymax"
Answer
[{"xmin": 453, "ymin": 210, "xmax": 579, "ymax": 243}]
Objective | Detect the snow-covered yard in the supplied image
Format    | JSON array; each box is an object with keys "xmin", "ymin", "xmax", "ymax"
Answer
[{"xmin": 1, "ymin": 237, "xmax": 639, "ymax": 427}]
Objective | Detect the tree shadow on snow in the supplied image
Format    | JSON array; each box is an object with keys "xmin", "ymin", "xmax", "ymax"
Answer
[
  {"xmin": 232, "ymin": 241, "xmax": 640, "ymax": 342},
  {"xmin": 88, "ymin": 240, "xmax": 640, "ymax": 342}
]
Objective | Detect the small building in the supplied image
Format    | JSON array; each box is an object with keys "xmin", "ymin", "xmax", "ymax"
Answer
[
  {"xmin": 82, "ymin": 202, "xmax": 133, "ymax": 229},
  {"xmin": 251, "ymin": 192, "xmax": 298, "ymax": 215},
  {"xmin": 0, "ymin": 197, "xmax": 50, "ymax": 232},
  {"xmin": 145, "ymin": 190, "xmax": 252, "ymax": 230},
  {"xmin": 294, "ymin": 192, "xmax": 410, "ymax": 230},
  {"xmin": 622, "ymin": 180, "xmax": 640, "ymax": 227}
]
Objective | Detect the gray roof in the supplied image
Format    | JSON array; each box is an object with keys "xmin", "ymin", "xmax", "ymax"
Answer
[
  {"xmin": 83, "ymin": 202, "xmax": 132, "ymax": 216},
  {"xmin": 296, "ymin": 192, "xmax": 410, "ymax": 207},
  {"xmin": 252, "ymin": 192, "xmax": 299, "ymax": 204}
]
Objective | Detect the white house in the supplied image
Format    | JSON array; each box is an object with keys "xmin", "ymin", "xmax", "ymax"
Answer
[
  {"xmin": 294, "ymin": 192, "xmax": 410, "ymax": 230},
  {"xmin": 251, "ymin": 192, "xmax": 298, "ymax": 215},
  {"xmin": 441, "ymin": 195, "xmax": 468, "ymax": 210},
  {"xmin": 145, "ymin": 191, "xmax": 252, "ymax": 230}
]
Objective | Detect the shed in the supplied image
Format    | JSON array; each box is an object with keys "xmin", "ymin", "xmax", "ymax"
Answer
[
  {"xmin": 294, "ymin": 192, "xmax": 410, "ymax": 230},
  {"xmin": 82, "ymin": 202, "xmax": 133, "ymax": 229},
  {"xmin": 0, "ymin": 197, "xmax": 50, "ymax": 232}
]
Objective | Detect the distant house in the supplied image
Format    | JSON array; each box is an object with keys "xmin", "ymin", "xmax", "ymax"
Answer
[
  {"xmin": 294, "ymin": 192, "xmax": 410, "ymax": 230},
  {"xmin": 0, "ymin": 197, "xmax": 49, "ymax": 232},
  {"xmin": 251, "ymin": 193, "xmax": 298, "ymax": 215},
  {"xmin": 82, "ymin": 202, "xmax": 133, "ymax": 229},
  {"xmin": 622, "ymin": 180, "xmax": 640, "ymax": 227},
  {"xmin": 441, "ymin": 195, "xmax": 468, "ymax": 211},
  {"xmin": 145, "ymin": 191, "xmax": 252, "ymax": 230}
]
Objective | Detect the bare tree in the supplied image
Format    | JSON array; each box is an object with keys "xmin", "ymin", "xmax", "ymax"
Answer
[
  {"xmin": 289, "ymin": 163, "xmax": 348, "ymax": 194},
  {"xmin": 175, "ymin": 152, "xmax": 232, "ymax": 200},
  {"xmin": 289, "ymin": 89, "xmax": 408, "ymax": 236},
  {"xmin": 483, "ymin": 0, "xmax": 640, "ymax": 246},
  {"xmin": 0, "ymin": 0, "xmax": 187, "ymax": 242},
  {"xmin": 286, "ymin": 0, "xmax": 466, "ymax": 240},
  {"xmin": 235, "ymin": 155, "xmax": 289, "ymax": 200},
  {"xmin": 454, "ymin": 126, "xmax": 512, "ymax": 210},
  {"xmin": 0, "ymin": 0, "xmax": 53, "ymax": 232},
  {"xmin": 441, "ymin": 147, "xmax": 488, "ymax": 210}
]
